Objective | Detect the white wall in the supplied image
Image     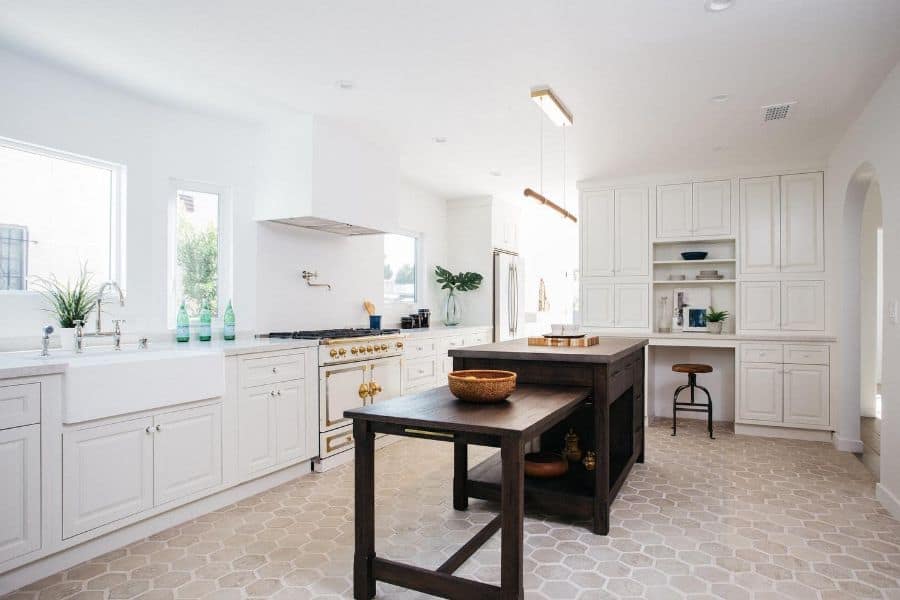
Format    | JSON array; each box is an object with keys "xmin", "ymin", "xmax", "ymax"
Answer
[
  {"xmin": 859, "ymin": 181, "xmax": 883, "ymax": 418},
  {"xmin": 826, "ymin": 60, "xmax": 900, "ymax": 518}
]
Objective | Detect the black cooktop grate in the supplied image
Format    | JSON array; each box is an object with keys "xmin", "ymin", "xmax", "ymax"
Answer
[{"xmin": 267, "ymin": 328, "xmax": 401, "ymax": 340}]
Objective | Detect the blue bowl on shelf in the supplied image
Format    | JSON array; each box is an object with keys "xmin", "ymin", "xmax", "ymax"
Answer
[{"xmin": 681, "ymin": 251, "xmax": 708, "ymax": 261}]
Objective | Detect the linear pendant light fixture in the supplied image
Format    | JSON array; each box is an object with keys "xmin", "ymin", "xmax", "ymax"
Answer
[{"xmin": 525, "ymin": 86, "xmax": 576, "ymax": 223}]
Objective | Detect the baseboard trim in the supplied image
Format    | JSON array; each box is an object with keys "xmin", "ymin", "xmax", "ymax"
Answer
[
  {"xmin": 835, "ymin": 436, "xmax": 865, "ymax": 453},
  {"xmin": 877, "ymin": 483, "xmax": 900, "ymax": 520},
  {"xmin": 734, "ymin": 423, "xmax": 832, "ymax": 442},
  {"xmin": 0, "ymin": 461, "xmax": 313, "ymax": 596}
]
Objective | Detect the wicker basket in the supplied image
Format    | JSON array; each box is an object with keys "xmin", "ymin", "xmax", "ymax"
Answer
[{"xmin": 447, "ymin": 370, "xmax": 517, "ymax": 403}]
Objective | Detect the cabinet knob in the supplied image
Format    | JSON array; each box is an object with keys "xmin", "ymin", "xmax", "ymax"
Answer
[
  {"xmin": 145, "ymin": 426, "xmax": 153, "ymax": 434},
  {"xmin": 155, "ymin": 424, "xmax": 162, "ymax": 432},
  {"xmin": 272, "ymin": 367, "xmax": 278, "ymax": 374}
]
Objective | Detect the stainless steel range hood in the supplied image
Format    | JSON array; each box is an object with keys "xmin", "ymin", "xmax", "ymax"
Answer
[{"xmin": 269, "ymin": 216, "xmax": 384, "ymax": 236}]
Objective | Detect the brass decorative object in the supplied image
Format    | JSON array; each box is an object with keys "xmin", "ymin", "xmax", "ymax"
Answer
[
  {"xmin": 582, "ymin": 450, "xmax": 597, "ymax": 471},
  {"xmin": 564, "ymin": 429, "xmax": 582, "ymax": 462}
]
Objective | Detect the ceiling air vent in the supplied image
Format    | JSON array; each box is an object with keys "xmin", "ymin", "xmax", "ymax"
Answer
[{"xmin": 762, "ymin": 102, "xmax": 796, "ymax": 122}]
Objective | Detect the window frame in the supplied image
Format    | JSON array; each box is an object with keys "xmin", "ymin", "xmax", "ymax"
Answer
[
  {"xmin": 383, "ymin": 231, "xmax": 421, "ymax": 307},
  {"xmin": 166, "ymin": 178, "xmax": 232, "ymax": 327},
  {"xmin": 0, "ymin": 135, "xmax": 126, "ymax": 295}
]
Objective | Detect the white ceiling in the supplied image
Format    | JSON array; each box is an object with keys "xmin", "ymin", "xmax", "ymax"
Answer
[{"xmin": 2, "ymin": 0, "xmax": 900, "ymax": 203}]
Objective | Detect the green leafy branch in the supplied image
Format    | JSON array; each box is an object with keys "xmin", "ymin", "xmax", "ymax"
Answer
[
  {"xmin": 705, "ymin": 306, "xmax": 730, "ymax": 323},
  {"xmin": 434, "ymin": 266, "xmax": 483, "ymax": 292}
]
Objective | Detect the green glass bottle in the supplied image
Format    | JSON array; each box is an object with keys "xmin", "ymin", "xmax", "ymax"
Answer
[
  {"xmin": 223, "ymin": 300, "xmax": 236, "ymax": 341},
  {"xmin": 198, "ymin": 300, "xmax": 212, "ymax": 342},
  {"xmin": 176, "ymin": 301, "xmax": 190, "ymax": 343}
]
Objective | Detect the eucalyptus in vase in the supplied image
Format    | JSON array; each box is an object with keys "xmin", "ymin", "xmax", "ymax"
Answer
[{"xmin": 434, "ymin": 266, "xmax": 483, "ymax": 326}]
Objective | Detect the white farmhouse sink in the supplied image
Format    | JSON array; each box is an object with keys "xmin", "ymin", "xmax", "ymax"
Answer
[{"xmin": 62, "ymin": 348, "xmax": 225, "ymax": 423}]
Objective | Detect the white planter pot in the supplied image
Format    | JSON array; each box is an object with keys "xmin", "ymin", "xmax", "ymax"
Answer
[{"xmin": 707, "ymin": 321, "xmax": 724, "ymax": 335}]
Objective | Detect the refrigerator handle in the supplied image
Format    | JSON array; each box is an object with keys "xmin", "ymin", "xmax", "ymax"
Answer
[
  {"xmin": 512, "ymin": 264, "xmax": 519, "ymax": 336},
  {"xmin": 508, "ymin": 262, "xmax": 515, "ymax": 336}
]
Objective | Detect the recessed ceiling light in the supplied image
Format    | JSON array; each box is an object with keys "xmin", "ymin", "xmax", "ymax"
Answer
[
  {"xmin": 711, "ymin": 94, "xmax": 730, "ymax": 103},
  {"xmin": 433, "ymin": 137, "xmax": 447, "ymax": 144},
  {"xmin": 705, "ymin": 0, "xmax": 735, "ymax": 11},
  {"xmin": 335, "ymin": 80, "xmax": 354, "ymax": 90},
  {"xmin": 490, "ymin": 169, "xmax": 502, "ymax": 177}
]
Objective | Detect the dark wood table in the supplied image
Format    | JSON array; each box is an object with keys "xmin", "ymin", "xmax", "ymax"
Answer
[
  {"xmin": 450, "ymin": 337, "xmax": 648, "ymax": 535},
  {"xmin": 345, "ymin": 384, "xmax": 591, "ymax": 600}
]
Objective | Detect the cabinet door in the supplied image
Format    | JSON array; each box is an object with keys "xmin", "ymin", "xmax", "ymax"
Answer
[
  {"xmin": 740, "ymin": 177, "xmax": 780, "ymax": 273},
  {"xmin": 656, "ymin": 184, "xmax": 692, "ymax": 239},
  {"xmin": 614, "ymin": 284, "xmax": 649, "ymax": 328},
  {"xmin": 739, "ymin": 363, "xmax": 783, "ymax": 422},
  {"xmin": 780, "ymin": 172, "xmax": 824, "ymax": 272},
  {"xmin": 275, "ymin": 380, "xmax": 309, "ymax": 464},
  {"xmin": 693, "ymin": 180, "xmax": 732, "ymax": 237},
  {"xmin": 581, "ymin": 280, "xmax": 614, "ymax": 327},
  {"xmin": 614, "ymin": 188, "xmax": 649, "ymax": 276},
  {"xmin": 154, "ymin": 405, "xmax": 222, "ymax": 506},
  {"xmin": 581, "ymin": 190, "xmax": 615, "ymax": 277},
  {"xmin": 783, "ymin": 365, "xmax": 829, "ymax": 426},
  {"xmin": 741, "ymin": 281, "xmax": 781, "ymax": 331},
  {"xmin": 781, "ymin": 281, "xmax": 825, "ymax": 331},
  {"xmin": 0, "ymin": 424, "xmax": 40, "ymax": 563},
  {"xmin": 237, "ymin": 386, "xmax": 277, "ymax": 478},
  {"xmin": 63, "ymin": 418, "xmax": 154, "ymax": 538}
]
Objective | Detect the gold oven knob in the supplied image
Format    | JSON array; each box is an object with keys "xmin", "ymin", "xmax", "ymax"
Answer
[
  {"xmin": 396, "ymin": 341, "xmax": 404, "ymax": 349},
  {"xmin": 329, "ymin": 349, "xmax": 338, "ymax": 358},
  {"xmin": 381, "ymin": 343, "xmax": 388, "ymax": 351},
  {"xmin": 366, "ymin": 345, "xmax": 374, "ymax": 353},
  {"xmin": 351, "ymin": 347, "xmax": 358, "ymax": 355},
  {"xmin": 339, "ymin": 348, "xmax": 347, "ymax": 356}
]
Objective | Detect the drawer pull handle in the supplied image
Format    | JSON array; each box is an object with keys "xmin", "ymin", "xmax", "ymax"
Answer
[
  {"xmin": 404, "ymin": 428, "xmax": 454, "ymax": 439},
  {"xmin": 272, "ymin": 367, "xmax": 278, "ymax": 374}
]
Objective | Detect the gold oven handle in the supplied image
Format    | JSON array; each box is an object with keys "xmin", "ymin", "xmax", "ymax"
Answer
[
  {"xmin": 358, "ymin": 383, "xmax": 371, "ymax": 400},
  {"xmin": 368, "ymin": 380, "xmax": 382, "ymax": 398}
]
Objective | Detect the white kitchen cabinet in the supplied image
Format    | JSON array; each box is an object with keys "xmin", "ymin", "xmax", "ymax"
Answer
[
  {"xmin": 614, "ymin": 188, "xmax": 649, "ymax": 276},
  {"xmin": 741, "ymin": 281, "xmax": 781, "ymax": 331},
  {"xmin": 656, "ymin": 184, "xmax": 692, "ymax": 239},
  {"xmin": 692, "ymin": 180, "xmax": 732, "ymax": 237},
  {"xmin": 581, "ymin": 280, "xmax": 614, "ymax": 327},
  {"xmin": 154, "ymin": 405, "xmax": 222, "ymax": 506},
  {"xmin": 0, "ymin": 424, "xmax": 40, "ymax": 564},
  {"xmin": 740, "ymin": 176, "xmax": 781, "ymax": 274},
  {"xmin": 783, "ymin": 365, "xmax": 829, "ymax": 426},
  {"xmin": 781, "ymin": 280, "xmax": 826, "ymax": 331},
  {"xmin": 614, "ymin": 284, "xmax": 649, "ymax": 328},
  {"xmin": 739, "ymin": 363, "xmax": 783, "ymax": 422},
  {"xmin": 274, "ymin": 380, "xmax": 308, "ymax": 464},
  {"xmin": 63, "ymin": 418, "xmax": 154, "ymax": 538},
  {"xmin": 0, "ymin": 382, "xmax": 40, "ymax": 431},
  {"xmin": 492, "ymin": 199, "xmax": 521, "ymax": 253},
  {"xmin": 238, "ymin": 385, "xmax": 278, "ymax": 477},
  {"xmin": 780, "ymin": 173, "xmax": 824, "ymax": 272},
  {"xmin": 581, "ymin": 189, "xmax": 615, "ymax": 277}
]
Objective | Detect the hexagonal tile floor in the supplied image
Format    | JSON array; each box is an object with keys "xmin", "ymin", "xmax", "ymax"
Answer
[{"xmin": 6, "ymin": 420, "xmax": 900, "ymax": 599}]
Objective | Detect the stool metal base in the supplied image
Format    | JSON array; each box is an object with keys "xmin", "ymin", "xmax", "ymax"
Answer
[{"xmin": 672, "ymin": 372, "xmax": 714, "ymax": 439}]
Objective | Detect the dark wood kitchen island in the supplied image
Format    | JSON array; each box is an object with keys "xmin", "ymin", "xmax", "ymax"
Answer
[{"xmin": 449, "ymin": 337, "xmax": 648, "ymax": 535}]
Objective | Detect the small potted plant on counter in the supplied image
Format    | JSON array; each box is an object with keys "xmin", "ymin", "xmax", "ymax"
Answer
[
  {"xmin": 434, "ymin": 266, "xmax": 483, "ymax": 326},
  {"xmin": 705, "ymin": 306, "xmax": 729, "ymax": 334},
  {"xmin": 32, "ymin": 264, "xmax": 99, "ymax": 350}
]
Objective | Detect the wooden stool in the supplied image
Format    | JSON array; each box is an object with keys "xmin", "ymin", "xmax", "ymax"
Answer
[{"xmin": 671, "ymin": 363, "xmax": 714, "ymax": 439}]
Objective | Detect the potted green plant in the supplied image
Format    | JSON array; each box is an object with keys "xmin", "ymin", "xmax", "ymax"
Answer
[
  {"xmin": 705, "ymin": 306, "xmax": 729, "ymax": 334},
  {"xmin": 32, "ymin": 265, "xmax": 99, "ymax": 350},
  {"xmin": 434, "ymin": 266, "xmax": 483, "ymax": 326}
]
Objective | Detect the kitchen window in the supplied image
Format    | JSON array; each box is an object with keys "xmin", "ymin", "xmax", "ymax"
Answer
[
  {"xmin": 384, "ymin": 233, "xmax": 418, "ymax": 304},
  {"xmin": 0, "ymin": 138, "xmax": 123, "ymax": 291},
  {"xmin": 168, "ymin": 181, "xmax": 232, "ymax": 322}
]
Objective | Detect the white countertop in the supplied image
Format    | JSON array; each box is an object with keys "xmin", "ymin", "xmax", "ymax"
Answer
[
  {"xmin": 400, "ymin": 325, "xmax": 492, "ymax": 338},
  {"xmin": 580, "ymin": 330, "xmax": 837, "ymax": 345}
]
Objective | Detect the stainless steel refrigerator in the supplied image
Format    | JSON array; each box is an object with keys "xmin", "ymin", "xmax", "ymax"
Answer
[{"xmin": 493, "ymin": 251, "xmax": 523, "ymax": 341}]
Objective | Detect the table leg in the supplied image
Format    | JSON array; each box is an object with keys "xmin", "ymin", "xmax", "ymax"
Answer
[
  {"xmin": 500, "ymin": 436, "xmax": 524, "ymax": 599},
  {"xmin": 453, "ymin": 442, "xmax": 468, "ymax": 511},
  {"xmin": 353, "ymin": 420, "xmax": 376, "ymax": 600},
  {"xmin": 594, "ymin": 383, "xmax": 611, "ymax": 535}
]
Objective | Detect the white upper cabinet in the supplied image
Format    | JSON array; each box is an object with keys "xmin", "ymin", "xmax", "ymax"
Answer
[
  {"xmin": 0, "ymin": 424, "xmax": 40, "ymax": 564},
  {"xmin": 492, "ymin": 199, "xmax": 521, "ymax": 253},
  {"xmin": 581, "ymin": 190, "xmax": 615, "ymax": 277},
  {"xmin": 656, "ymin": 184, "xmax": 692, "ymax": 239},
  {"xmin": 781, "ymin": 281, "xmax": 826, "ymax": 331},
  {"xmin": 581, "ymin": 281, "xmax": 614, "ymax": 327},
  {"xmin": 614, "ymin": 188, "xmax": 649, "ymax": 276},
  {"xmin": 692, "ymin": 180, "xmax": 732, "ymax": 237},
  {"xmin": 614, "ymin": 284, "xmax": 649, "ymax": 328},
  {"xmin": 740, "ymin": 173, "xmax": 824, "ymax": 274},
  {"xmin": 740, "ymin": 176, "xmax": 781, "ymax": 273},
  {"xmin": 780, "ymin": 173, "xmax": 824, "ymax": 272},
  {"xmin": 581, "ymin": 281, "xmax": 648, "ymax": 328},
  {"xmin": 783, "ymin": 364, "xmax": 829, "ymax": 426},
  {"xmin": 741, "ymin": 281, "xmax": 781, "ymax": 330}
]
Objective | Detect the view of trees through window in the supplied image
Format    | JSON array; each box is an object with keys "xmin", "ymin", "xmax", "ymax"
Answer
[
  {"xmin": 175, "ymin": 190, "xmax": 219, "ymax": 317},
  {"xmin": 384, "ymin": 234, "xmax": 417, "ymax": 303}
]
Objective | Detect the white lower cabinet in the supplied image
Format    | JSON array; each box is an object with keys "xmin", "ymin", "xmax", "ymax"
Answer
[
  {"xmin": 783, "ymin": 365, "xmax": 829, "ymax": 426},
  {"xmin": 402, "ymin": 329, "xmax": 493, "ymax": 393},
  {"xmin": 274, "ymin": 380, "xmax": 309, "ymax": 464},
  {"xmin": 0, "ymin": 424, "xmax": 41, "ymax": 563},
  {"xmin": 63, "ymin": 418, "xmax": 154, "ymax": 538},
  {"xmin": 154, "ymin": 405, "xmax": 222, "ymax": 506},
  {"xmin": 237, "ymin": 385, "xmax": 278, "ymax": 476},
  {"xmin": 739, "ymin": 363, "xmax": 783, "ymax": 422}
]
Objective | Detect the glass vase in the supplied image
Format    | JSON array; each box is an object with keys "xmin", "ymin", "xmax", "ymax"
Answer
[{"xmin": 442, "ymin": 289, "xmax": 462, "ymax": 326}]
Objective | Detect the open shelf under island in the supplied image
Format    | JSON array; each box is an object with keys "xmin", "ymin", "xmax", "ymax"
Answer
[{"xmin": 449, "ymin": 337, "xmax": 648, "ymax": 534}]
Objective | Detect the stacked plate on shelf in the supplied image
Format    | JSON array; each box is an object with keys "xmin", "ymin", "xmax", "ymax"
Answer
[{"xmin": 696, "ymin": 269, "xmax": 724, "ymax": 280}]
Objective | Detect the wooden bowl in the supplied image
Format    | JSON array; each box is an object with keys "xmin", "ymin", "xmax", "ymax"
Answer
[
  {"xmin": 524, "ymin": 452, "xmax": 569, "ymax": 479},
  {"xmin": 447, "ymin": 370, "xmax": 517, "ymax": 403}
]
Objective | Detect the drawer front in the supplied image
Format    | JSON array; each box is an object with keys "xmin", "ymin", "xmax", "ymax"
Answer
[
  {"xmin": 609, "ymin": 363, "xmax": 634, "ymax": 401},
  {"xmin": 239, "ymin": 353, "xmax": 305, "ymax": 388},
  {"xmin": 0, "ymin": 382, "xmax": 41, "ymax": 430},
  {"xmin": 404, "ymin": 338, "xmax": 436, "ymax": 360},
  {"xmin": 405, "ymin": 358, "xmax": 437, "ymax": 386},
  {"xmin": 784, "ymin": 345, "xmax": 829, "ymax": 365},
  {"xmin": 438, "ymin": 335, "xmax": 465, "ymax": 355},
  {"xmin": 741, "ymin": 344, "xmax": 783, "ymax": 364},
  {"xmin": 320, "ymin": 425, "xmax": 354, "ymax": 458},
  {"xmin": 466, "ymin": 330, "xmax": 489, "ymax": 346}
]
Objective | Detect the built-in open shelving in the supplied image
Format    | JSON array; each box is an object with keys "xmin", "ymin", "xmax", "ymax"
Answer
[
  {"xmin": 653, "ymin": 279, "xmax": 737, "ymax": 285},
  {"xmin": 652, "ymin": 258, "xmax": 736, "ymax": 265}
]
